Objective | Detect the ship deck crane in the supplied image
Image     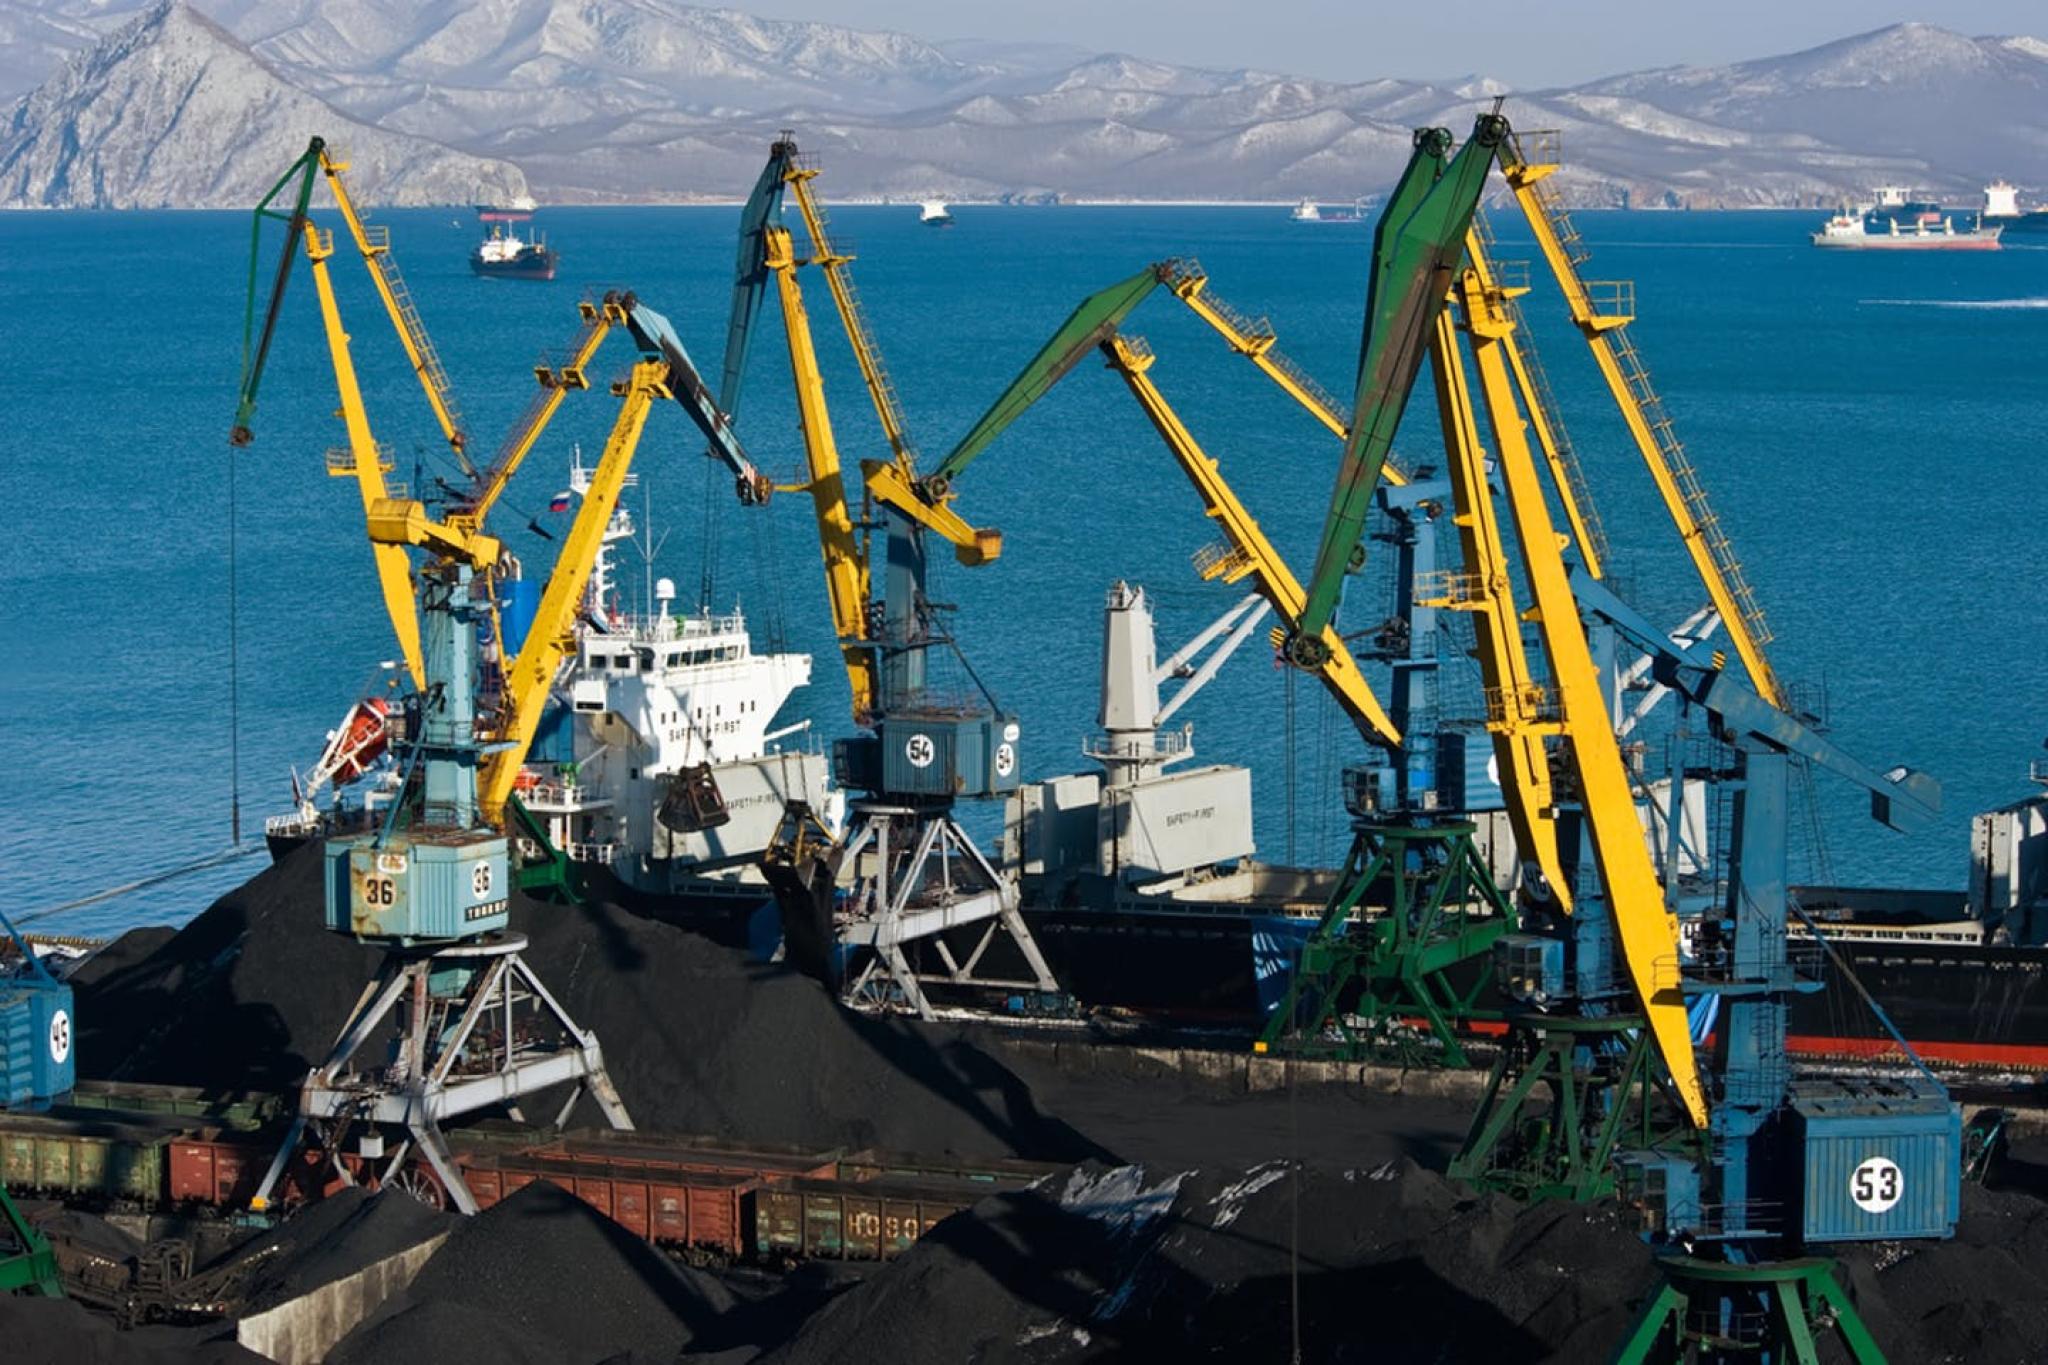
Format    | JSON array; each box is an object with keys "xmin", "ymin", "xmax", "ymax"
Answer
[{"xmin": 725, "ymin": 133, "xmax": 1055, "ymax": 1018}]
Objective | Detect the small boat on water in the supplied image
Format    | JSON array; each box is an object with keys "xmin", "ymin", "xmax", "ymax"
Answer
[
  {"xmin": 919, "ymin": 200, "xmax": 954, "ymax": 227},
  {"xmin": 472, "ymin": 221, "xmax": 559, "ymax": 279}
]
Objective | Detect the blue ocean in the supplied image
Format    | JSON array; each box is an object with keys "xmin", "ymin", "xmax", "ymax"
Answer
[{"xmin": 2, "ymin": 201, "xmax": 2042, "ymax": 937}]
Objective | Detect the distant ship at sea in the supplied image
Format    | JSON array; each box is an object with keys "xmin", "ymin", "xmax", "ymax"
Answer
[
  {"xmin": 1290, "ymin": 198, "xmax": 1367, "ymax": 223},
  {"xmin": 471, "ymin": 217, "xmax": 558, "ymax": 280},
  {"xmin": 1811, "ymin": 188, "xmax": 2001, "ymax": 251},
  {"xmin": 919, "ymin": 200, "xmax": 954, "ymax": 227},
  {"xmin": 1982, "ymin": 180, "xmax": 2048, "ymax": 236}
]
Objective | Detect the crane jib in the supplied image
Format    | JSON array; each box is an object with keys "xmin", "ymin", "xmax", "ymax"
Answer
[
  {"xmin": 1295, "ymin": 114, "xmax": 1509, "ymax": 649},
  {"xmin": 936, "ymin": 266, "xmax": 1160, "ymax": 483}
]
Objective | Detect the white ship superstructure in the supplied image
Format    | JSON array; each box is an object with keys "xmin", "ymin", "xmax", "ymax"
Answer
[{"xmin": 517, "ymin": 455, "xmax": 841, "ymax": 899}]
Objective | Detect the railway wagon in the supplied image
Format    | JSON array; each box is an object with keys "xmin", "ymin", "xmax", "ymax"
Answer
[
  {"xmin": 465, "ymin": 1153, "xmax": 759, "ymax": 1256},
  {"xmin": 0, "ymin": 1116, "xmax": 171, "ymax": 1205},
  {"xmin": 748, "ymin": 1174, "xmax": 1009, "ymax": 1261}
]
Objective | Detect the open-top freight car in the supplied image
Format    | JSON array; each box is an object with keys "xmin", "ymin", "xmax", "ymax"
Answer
[{"xmin": 2, "ymin": 1098, "xmax": 1064, "ymax": 1265}]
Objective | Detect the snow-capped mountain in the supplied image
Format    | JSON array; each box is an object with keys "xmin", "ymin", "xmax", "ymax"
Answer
[
  {"xmin": 3, "ymin": 4, "xmax": 2044, "ymax": 207},
  {"xmin": 0, "ymin": 3, "xmax": 525, "ymax": 207}
]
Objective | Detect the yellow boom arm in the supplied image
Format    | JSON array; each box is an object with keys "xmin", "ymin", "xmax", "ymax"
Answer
[
  {"xmin": 455, "ymin": 296, "xmax": 624, "ymax": 536},
  {"xmin": 764, "ymin": 225, "xmax": 878, "ymax": 723},
  {"xmin": 318, "ymin": 148, "xmax": 472, "ymax": 474},
  {"xmin": 1420, "ymin": 310, "xmax": 1573, "ymax": 910},
  {"xmin": 303, "ymin": 224, "xmax": 426, "ymax": 689},
  {"xmin": 1103, "ymin": 334, "xmax": 1400, "ymax": 747},
  {"xmin": 1501, "ymin": 137, "xmax": 1777, "ymax": 707},
  {"xmin": 1456, "ymin": 263, "xmax": 1707, "ymax": 1128},
  {"xmin": 476, "ymin": 359, "xmax": 670, "ymax": 821},
  {"xmin": 783, "ymin": 154, "xmax": 917, "ymax": 476}
]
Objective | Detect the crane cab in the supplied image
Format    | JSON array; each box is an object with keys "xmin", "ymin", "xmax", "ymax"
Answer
[{"xmin": 324, "ymin": 831, "xmax": 510, "ymax": 943}]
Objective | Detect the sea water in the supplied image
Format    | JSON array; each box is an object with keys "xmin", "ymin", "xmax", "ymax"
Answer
[{"xmin": 1, "ymin": 203, "xmax": 2042, "ymax": 937}]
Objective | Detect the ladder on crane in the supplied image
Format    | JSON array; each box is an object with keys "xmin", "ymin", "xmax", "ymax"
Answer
[
  {"xmin": 1499, "ymin": 129, "xmax": 1780, "ymax": 708},
  {"xmin": 359, "ymin": 227, "xmax": 469, "ymax": 459},
  {"xmin": 783, "ymin": 144, "xmax": 920, "ymax": 470}
]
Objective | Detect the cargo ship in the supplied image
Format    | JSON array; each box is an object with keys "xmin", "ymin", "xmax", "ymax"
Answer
[
  {"xmin": 266, "ymin": 453, "xmax": 840, "ymax": 918},
  {"xmin": 472, "ymin": 221, "xmax": 558, "ymax": 280},
  {"xmin": 1291, "ymin": 198, "xmax": 1367, "ymax": 223},
  {"xmin": 1811, "ymin": 208, "xmax": 2001, "ymax": 250},
  {"xmin": 1981, "ymin": 180, "xmax": 2048, "ymax": 237},
  {"xmin": 1015, "ymin": 744, "xmax": 2048, "ymax": 1067}
]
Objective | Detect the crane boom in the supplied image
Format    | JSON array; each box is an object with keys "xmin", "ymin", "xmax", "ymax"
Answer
[
  {"xmin": 762, "ymin": 224, "xmax": 878, "ymax": 722},
  {"xmin": 456, "ymin": 296, "xmax": 623, "ymax": 535},
  {"xmin": 1420, "ymin": 308, "xmax": 1574, "ymax": 909},
  {"xmin": 1497, "ymin": 132, "xmax": 1779, "ymax": 707},
  {"xmin": 624, "ymin": 301, "xmax": 773, "ymax": 504},
  {"xmin": 1294, "ymin": 115, "xmax": 1506, "ymax": 660},
  {"xmin": 302, "ymin": 222, "xmax": 427, "ymax": 688},
  {"xmin": 1454, "ymin": 260, "xmax": 1707, "ymax": 1128},
  {"xmin": 230, "ymin": 144, "xmax": 321, "ymax": 447},
  {"xmin": 1103, "ymin": 334, "xmax": 1400, "ymax": 746},
  {"xmin": 475, "ymin": 359, "xmax": 670, "ymax": 822},
  {"xmin": 1154, "ymin": 257, "xmax": 1410, "ymax": 486},
  {"xmin": 781, "ymin": 142, "xmax": 918, "ymax": 473},
  {"xmin": 317, "ymin": 147, "xmax": 473, "ymax": 476}
]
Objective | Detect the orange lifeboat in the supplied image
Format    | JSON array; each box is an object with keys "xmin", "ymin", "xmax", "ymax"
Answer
[{"xmin": 326, "ymin": 697, "xmax": 392, "ymax": 784}]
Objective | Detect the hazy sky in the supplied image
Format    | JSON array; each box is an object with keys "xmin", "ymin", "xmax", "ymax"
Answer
[{"xmin": 757, "ymin": 1, "xmax": 2045, "ymax": 87}]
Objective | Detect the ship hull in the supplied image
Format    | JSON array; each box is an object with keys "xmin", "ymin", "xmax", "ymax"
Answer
[
  {"xmin": 470, "ymin": 250, "xmax": 558, "ymax": 280},
  {"xmin": 1812, "ymin": 233, "xmax": 2001, "ymax": 251},
  {"xmin": 1025, "ymin": 893, "xmax": 2048, "ymax": 1070}
]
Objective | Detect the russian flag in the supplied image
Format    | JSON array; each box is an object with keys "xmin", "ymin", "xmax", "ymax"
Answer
[{"xmin": 548, "ymin": 489, "xmax": 573, "ymax": 513}]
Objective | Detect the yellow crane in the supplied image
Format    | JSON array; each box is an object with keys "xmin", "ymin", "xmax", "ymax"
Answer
[
  {"xmin": 1448, "ymin": 257, "xmax": 1706, "ymax": 1125},
  {"xmin": 234, "ymin": 140, "xmax": 763, "ymax": 833},
  {"xmin": 1497, "ymin": 130, "xmax": 1775, "ymax": 705},
  {"xmin": 760, "ymin": 221, "xmax": 879, "ymax": 722},
  {"xmin": 730, "ymin": 134, "xmax": 1055, "ymax": 1017}
]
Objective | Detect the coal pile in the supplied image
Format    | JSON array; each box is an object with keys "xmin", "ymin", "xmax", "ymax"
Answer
[
  {"xmin": 202, "ymin": 1186, "xmax": 452, "ymax": 1313},
  {"xmin": 517, "ymin": 895, "xmax": 1106, "ymax": 1159},
  {"xmin": 71, "ymin": 847, "xmax": 381, "ymax": 1090},
  {"xmin": 760, "ymin": 1157, "xmax": 1654, "ymax": 1365},
  {"xmin": 1831, "ymin": 1181, "xmax": 2048, "ymax": 1365},
  {"xmin": 328, "ymin": 1178, "xmax": 734, "ymax": 1364},
  {"xmin": 0, "ymin": 1294, "xmax": 261, "ymax": 1365},
  {"xmin": 74, "ymin": 842, "xmax": 1106, "ymax": 1161}
]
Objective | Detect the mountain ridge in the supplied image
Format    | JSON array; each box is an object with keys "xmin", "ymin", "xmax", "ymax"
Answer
[
  {"xmin": 0, "ymin": 2, "xmax": 526, "ymax": 208},
  {"xmin": 2, "ymin": 3, "xmax": 2043, "ymax": 207}
]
